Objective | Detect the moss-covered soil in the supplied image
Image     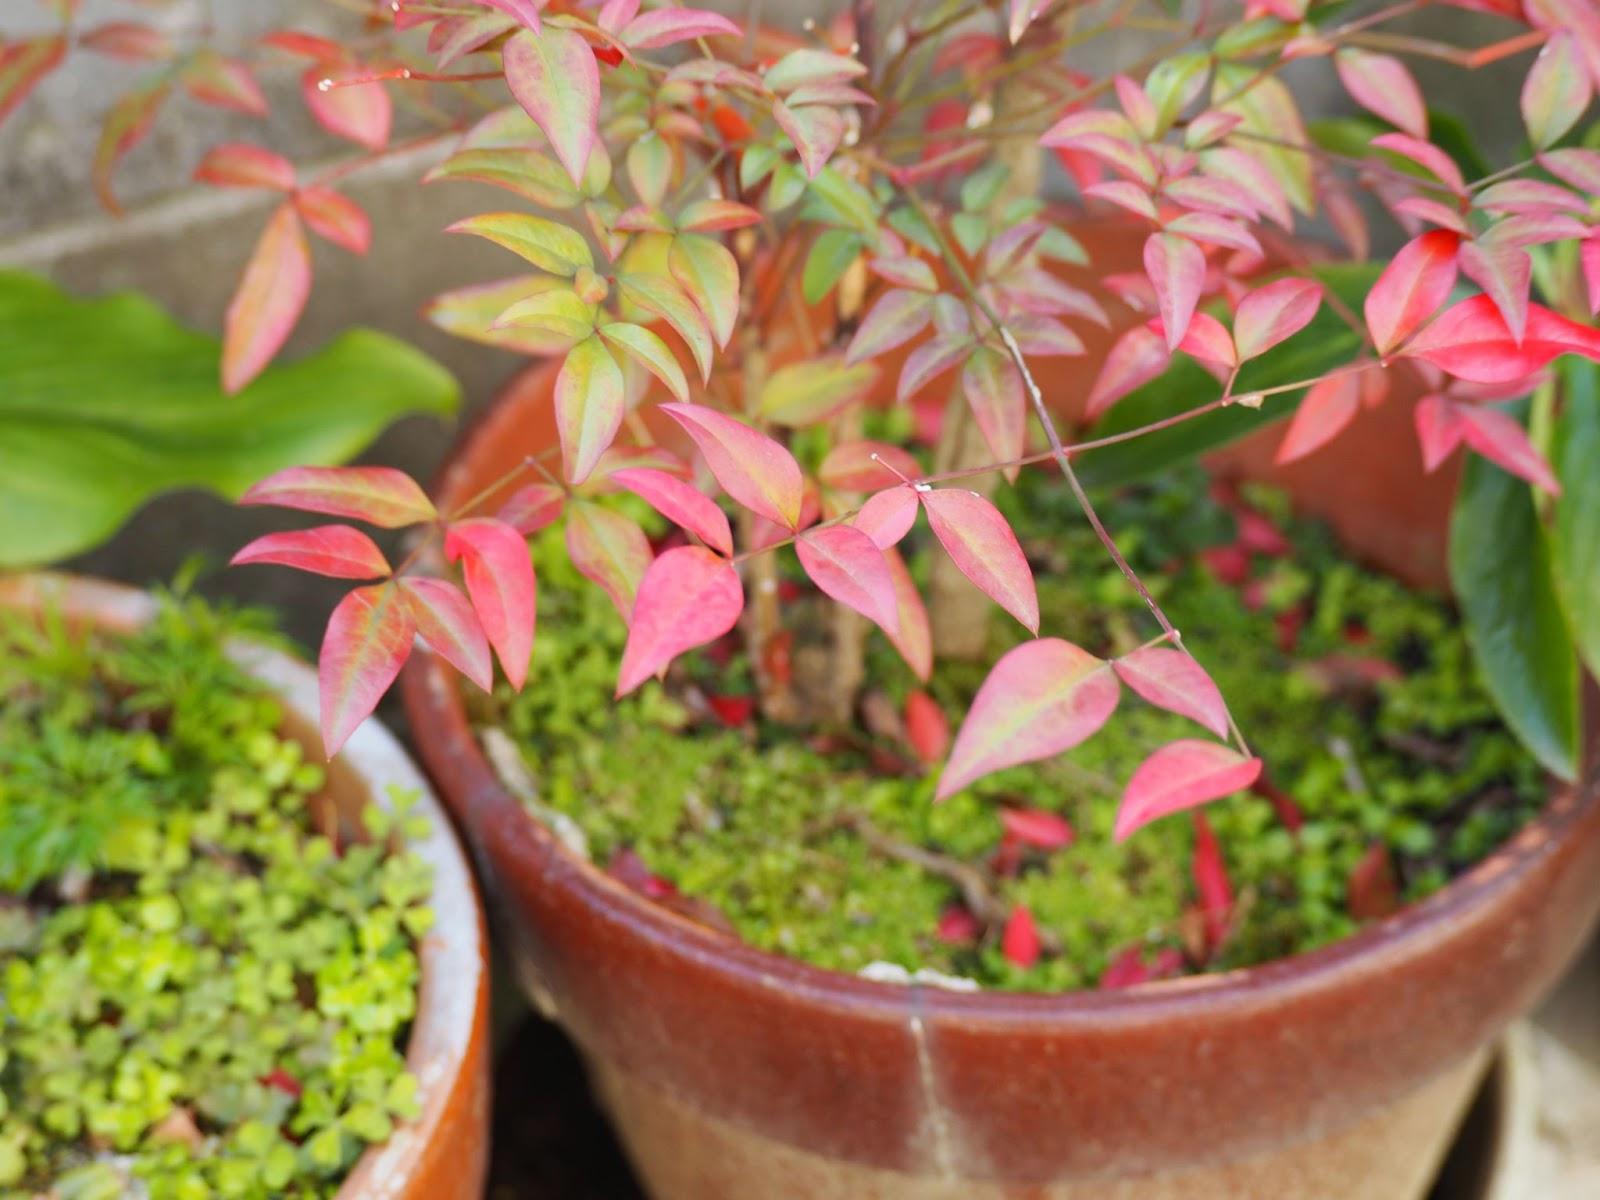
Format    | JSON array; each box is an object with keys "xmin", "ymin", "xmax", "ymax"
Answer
[{"xmin": 0, "ymin": 595, "xmax": 433, "ymax": 1199}]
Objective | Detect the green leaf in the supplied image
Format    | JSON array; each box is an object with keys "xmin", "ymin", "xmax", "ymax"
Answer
[
  {"xmin": 0, "ymin": 271, "xmax": 459, "ymax": 568},
  {"xmin": 1451, "ymin": 424, "xmax": 1580, "ymax": 782},
  {"xmin": 759, "ymin": 356, "xmax": 877, "ymax": 426},
  {"xmin": 802, "ymin": 229, "xmax": 864, "ymax": 305},
  {"xmin": 424, "ymin": 147, "xmax": 580, "ymax": 208},
  {"xmin": 447, "ymin": 211, "xmax": 593, "ymax": 276},
  {"xmin": 1077, "ymin": 263, "xmax": 1378, "ymax": 488},
  {"xmin": 1553, "ymin": 358, "xmax": 1600, "ymax": 681}
]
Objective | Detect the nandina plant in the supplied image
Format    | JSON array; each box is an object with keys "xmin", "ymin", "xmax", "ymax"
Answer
[{"xmin": 12, "ymin": 0, "xmax": 1600, "ymax": 853}]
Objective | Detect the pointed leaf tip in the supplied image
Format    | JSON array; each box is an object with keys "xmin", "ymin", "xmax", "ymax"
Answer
[
  {"xmin": 617, "ymin": 546, "xmax": 743, "ymax": 695},
  {"xmin": 1115, "ymin": 740, "xmax": 1261, "ymax": 841},
  {"xmin": 318, "ymin": 583, "xmax": 415, "ymax": 757}
]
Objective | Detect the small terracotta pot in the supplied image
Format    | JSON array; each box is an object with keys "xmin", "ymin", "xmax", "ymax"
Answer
[{"xmin": 0, "ymin": 573, "xmax": 492, "ymax": 1200}]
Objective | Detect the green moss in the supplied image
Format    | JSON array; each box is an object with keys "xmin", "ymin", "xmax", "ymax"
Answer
[
  {"xmin": 484, "ymin": 470, "xmax": 1545, "ymax": 992},
  {"xmin": 0, "ymin": 593, "xmax": 431, "ymax": 1198}
]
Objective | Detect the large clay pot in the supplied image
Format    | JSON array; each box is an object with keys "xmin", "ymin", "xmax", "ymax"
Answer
[
  {"xmin": 401, "ymin": 284, "xmax": 1599, "ymax": 1199},
  {"xmin": 0, "ymin": 573, "xmax": 492, "ymax": 1200}
]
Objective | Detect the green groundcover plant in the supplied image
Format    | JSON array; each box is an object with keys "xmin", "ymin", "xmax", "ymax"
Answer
[
  {"xmin": 0, "ymin": 592, "xmax": 432, "ymax": 1198},
  {"xmin": 6, "ymin": 0, "xmax": 1600, "ymax": 976}
]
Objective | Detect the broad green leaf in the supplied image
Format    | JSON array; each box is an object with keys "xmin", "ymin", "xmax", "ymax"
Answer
[
  {"xmin": 599, "ymin": 322, "xmax": 689, "ymax": 403},
  {"xmin": 0, "ymin": 271, "xmax": 459, "ymax": 567},
  {"xmin": 1077, "ymin": 263, "xmax": 1378, "ymax": 488},
  {"xmin": 495, "ymin": 287, "xmax": 597, "ymax": 344},
  {"xmin": 1553, "ymin": 358, "xmax": 1600, "ymax": 681},
  {"xmin": 425, "ymin": 275, "xmax": 576, "ymax": 356},
  {"xmin": 448, "ymin": 211, "xmax": 593, "ymax": 276},
  {"xmin": 1450, "ymin": 434, "xmax": 1580, "ymax": 781}
]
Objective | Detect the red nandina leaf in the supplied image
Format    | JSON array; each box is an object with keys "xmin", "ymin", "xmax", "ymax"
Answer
[
  {"xmin": 445, "ymin": 517, "xmax": 537, "ymax": 689},
  {"xmin": 1333, "ymin": 49, "xmax": 1427, "ymax": 138},
  {"xmin": 670, "ymin": 232, "xmax": 741, "ymax": 350},
  {"xmin": 1086, "ymin": 323, "xmax": 1170, "ymax": 419},
  {"xmin": 660, "ymin": 404, "xmax": 804, "ymax": 530},
  {"xmin": 1347, "ymin": 842, "xmax": 1401, "ymax": 921},
  {"xmin": 773, "ymin": 100, "xmax": 845, "ymax": 178},
  {"xmin": 1414, "ymin": 394, "xmax": 1467, "ymax": 471},
  {"xmin": 242, "ymin": 465, "xmax": 437, "ymax": 527},
  {"xmin": 182, "ymin": 50, "xmax": 268, "ymax": 116},
  {"xmin": 295, "ymin": 187, "xmax": 371, "ymax": 254},
  {"xmin": 622, "ymin": 8, "xmax": 739, "ymax": 49},
  {"xmin": 1144, "ymin": 232, "xmax": 1206, "ymax": 351},
  {"xmin": 0, "ymin": 36, "xmax": 67, "ymax": 127},
  {"xmin": 936, "ymin": 905, "xmax": 981, "ymax": 945},
  {"xmin": 1233, "ymin": 278, "xmax": 1322, "ymax": 361},
  {"xmin": 1458, "ymin": 240, "xmax": 1531, "ymax": 345},
  {"xmin": 796, "ymin": 526, "xmax": 899, "ymax": 635},
  {"xmin": 1113, "ymin": 646, "xmax": 1230, "ymax": 739},
  {"xmin": 938, "ymin": 638, "xmax": 1119, "ymax": 800},
  {"xmin": 93, "ymin": 81, "xmax": 170, "ymax": 214},
  {"xmin": 1191, "ymin": 811, "xmax": 1233, "ymax": 952},
  {"xmin": 1522, "ymin": 32, "xmax": 1592, "ymax": 149},
  {"xmin": 504, "ymin": 27, "xmax": 598, "ymax": 186},
  {"xmin": 904, "ymin": 690, "xmax": 950, "ymax": 764},
  {"xmin": 676, "ymin": 199, "xmax": 761, "ymax": 233},
  {"xmin": 232, "ymin": 525, "xmax": 390, "ymax": 579},
  {"xmin": 999, "ymin": 807, "xmax": 1074, "ymax": 850},
  {"xmin": 302, "ymin": 64, "xmax": 390, "ymax": 150},
  {"xmin": 1457, "ymin": 404, "xmax": 1562, "ymax": 494},
  {"xmin": 1276, "ymin": 370, "xmax": 1363, "ymax": 464},
  {"xmin": 617, "ymin": 546, "xmax": 743, "ymax": 695},
  {"xmin": 566, "ymin": 500, "xmax": 652, "ymax": 619},
  {"xmin": 318, "ymin": 583, "xmax": 415, "ymax": 756},
  {"xmin": 400, "ymin": 576, "xmax": 493, "ymax": 692},
  {"xmin": 1175, "ymin": 312, "xmax": 1236, "ymax": 370},
  {"xmin": 1099, "ymin": 945, "xmax": 1184, "ymax": 989},
  {"xmin": 961, "ymin": 347, "xmax": 1027, "ymax": 481},
  {"xmin": 1370, "ymin": 132, "xmax": 1466, "ymax": 194},
  {"xmin": 884, "ymin": 549, "xmax": 933, "ymax": 682},
  {"xmin": 80, "ymin": 22, "xmax": 173, "ymax": 62},
  {"xmin": 222, "ymin": 204, "xmax": 312, "ymax": 393},
  {"xmin": 1363, "ymin": 230, "xmax": 1460, "ymax": 356},
  {"xmin": 1115, "ymin": 740, "xmax": 1262, "ymax": 841},
  {"xmin": 1403, "ymin": 295, "xmax": 1600, "ymax": 383},
  {"xmin": 612, "ymin": 467, "xmax": 733, "ymax": 557},
  {"xmin": 260, "ymin": 1068, "xmax": 303, "ymax": 1099},
  {"xmin": 1001, "ymin": 904, "xmax": 1040, "ymax": 967},
  {"xmin": 555, "ymin": 335, "xmax": 625, "ymax": 485},
  {"xmin": 707, "ymin": 693, "xmax": 754, "ymax": 727},
  {"xmin": 1165, "ymin": 212, "xmax": 1262, "ymax": 258},
  {"xmin": 475, "ymin": 0, "xmax": 545, "ymax": 29},
  {"xmin": 819, "ymin": 442, "xmax": 922, "ymax": 493},
  {"xmin": 1235, "ymin": 509, "xmax": 1291, "ymax": 557},
  {"xmin": 847, "ymin": 289, "xmax": 933, "ymax": 364},
  {"xmin": 853, "ymin": 486, "xmax": 918, "ymax": 549},
  {"xmin": 920, "ymin": 489, "xmax": 1039, "ymax": 633},
  {"xmin": 898, "ymin": 334, "xmax": 971, "ymax": 402},
  {"xmin": 194, "ymin": 144, "xmax": 295, "ymax": 191}
]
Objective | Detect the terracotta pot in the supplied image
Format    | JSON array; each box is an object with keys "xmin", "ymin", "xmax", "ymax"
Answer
[
  {"xmin": 401, "ymin": 349, "xmax": 1600, "ymax": 1199},
  {"xmin": 0, "ymin": 572, "xmax": 492, "ymax": 1200}
]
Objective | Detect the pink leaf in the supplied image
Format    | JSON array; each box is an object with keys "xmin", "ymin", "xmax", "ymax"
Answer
[
  {"xmin": 1164, "ymin": 212, "xmax": 1261, "ymax": 258},
  {"xmin": 318, "ymin": 583, "xmax": 415, "ymax": 756},
  {"xmin": 401, "ymin": 576, "xmax": 494, "ymax": 692},
  {"xmin": 1233, "ymin": 278, "xmax": 1322, "ymax": 361},
  {"xmin": 796, "ymin": 525, "xmax": 899, "ymax": 635},
  {"xmin": 669, "ymin": 233, "xmax": 740, "ymax": 350},
  {"xmin": 555, "ymin": 336, "xmax": 625, "ymax": 485},
  {"xmin": 1363, "ymin": 229, "xmax": 1460, "ymax": 356},
  {"xmin": 773, "ymin": 101, "xmax": 845, "ymax": 178},
  {"xmin": 898, "ymin": 334, "xmax": 971, "ymax": 402},
  {"xmin": 1175, "ymin": 312, "xmax": 1236, "ymax": 370},
  {"xmin": 1370, "ymin": 132, "xmax": 1465, "ymax": 194},
  {"xmin": 961, "ymin": 347, "xmax": 1027, "ymax": 482},
  {"xmin": 1113, "ymin": 646, "xmax": 1230, "ymax": 738},
  {"xmin": 498, "ymin": 482, "xmax": 566, "ymax": 534},
  {"xmin": 847, "ymin": 289, "xmax": 933, "ymax": 364},
  {"xmin": 0, "ymin": 36, "xmax": 66, "ymax": 127},
  {"xmin": 676, "ymin": 199, "xmax": 762, "ymax": 232},
  {"xmin": 302, "ymin": 64, "xmax": 390, "ymax": 150},
  {"xmin": 1143, "ymin": 232, "xmax": 1206, "ymax": 351},
  {"xmin": 445, "ymin": 517, "xmax": 537, "ymax": 689},
  {"xmin": 1275, "ymin": 369, "xmax": 1363, "ymax": 464},
  {"xmin": 1191, "ymin": 812, "xmax": 1233, "ymax": 951},
  {"xmin": 93, "ymin": 81, "xmax": 169, "ymax": 214},
  {"xmin": 884, "ymin": 548, "xmax": 933, "ymax": 681},
  {"xmin": 617, "ymin": 546, "xmax": 743, "ymax": 695},
  {"xmin": 1087, "ymin": 323, "xmax": 1171, "ymax": 418},
  {"xmin": 611, "ymin": 466, "xmax": 733, "ymax": 556},
  {"xmin": 182, "ymin": 51, "xmax": 268, "ymax": 116},
  {"xmin": 1522, "ymin": 32, "xmax": 1593, "ymax": 149},
  {"xmin": 475, "ymin": 0, "xmax": 545, "ymax": 28},
  {"xmin": 621, "ymin": 8, "xmax": 739, "ymax": 49},
  {"xmin": 194, "ymin": 144, "xmax": 295, "ymax": 191},
  {"xmin": 1457, "ymin": 404, "xmax": 1562, "ymax": 494},
  {"xmin": 920, "ymin": 489, "xmax": 1039, "ymax": 633},
  {"xmin": 1002, "ymin": 904, "xmax": 1040, "ymax": 967},
  {"xmin": 503, "ymin": 27, "xmax": 599, "ymax": 186},
  {"xmin": 222, "ymin": 203, "xmax": 312, "ymax": 394},
  {"xmin": 905, "ymin": 690, "xmax": 949, "ymax": 764},
  {"xmin": 1414, "ymin": 394, "xmax": 1468, "ymax": 472},
  {"xmin": 294, "ymin": 186, "xmax": 371, "ymax": 254},
  {"xmin": 853, "ymin": 486, "xmax": 918, "ymax": 549},
  {"xmin": 819, "ymin": 442, "xmax": 922, "ymax": 492},
  {"xmin": 1457, "ymin": 240, "xmax": 1531, "ymax": 345},
  {"xmin": 1403, "ymin": 295, "xmax": 1600, "ymax": 383},
  {"xmin": 999, "ymin": 807, "xmax": 1075, "ymax": 850},
  {"xmin": 1334, "ymin": 49, "xmax": 1427, "ymax": 138},
  {"xmin": 660, "ymin": 403, "xmax": 804, "ymax": 530},
  {"xmin": 937, "ymin": 638, "xmax": 1120, "ymax": 800},
  {"xmin": 80, "ymin": 22, "xmax": 173, "ymax": 62},
  {"xmin": 936, "ymin": 905, "xmax": 981, "ymax": 944},
  {"xmin": 231, "ymin": 525, "xmax": 391, "ymax": 579},
  {"xmin": 566, "ymin": 500, "xmax": 652, "ymax": 619},
  {"xmin": 1114, "ymin": 740, "xmax": 1262, "ymax": 841},
  {"xmin": 242, "ymin": 465, "xmax": 437, "ymax": 527}
]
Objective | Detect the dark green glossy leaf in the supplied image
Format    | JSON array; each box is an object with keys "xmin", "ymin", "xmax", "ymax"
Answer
[
  {"xmin": 0, "ymin": 271, "xmax": 459, "ymax": 567},
  {"xmin": 1077, "ymin": 263, "xmax": 1378, "ymax": 488},
  {"xmin": 1450, "ymin": 422, "xmax": 1580, "ymax": 782},
  {"xmin": 1553, "ymin": 358, "xmax": 1600, "ymax": 681}
]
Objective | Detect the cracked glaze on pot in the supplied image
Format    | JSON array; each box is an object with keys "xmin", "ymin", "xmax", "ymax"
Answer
[
  {"xmin": 402, "ymin": 289, "xmax": 1600, "ymax": 1196},
  {"xmin": 0, "ymin": 573, "xmax": 492, "ymax": 1200}
]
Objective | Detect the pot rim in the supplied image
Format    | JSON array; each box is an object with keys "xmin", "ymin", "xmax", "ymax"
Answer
[
  {"xmin": 415, "ymin": 357, "xmax": 1598, "ymax": 1029},
  {"xmin": 0, "ymin": 571, "xmax": 487, "ymax": 1198}
]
